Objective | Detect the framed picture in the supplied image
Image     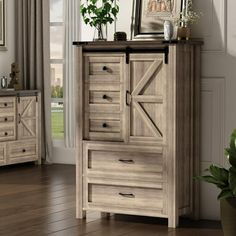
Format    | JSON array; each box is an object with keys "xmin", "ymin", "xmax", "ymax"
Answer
[
  {"xmin": 131, "ymin": 0, "xmax": 182, "ymax": 40},
  {"xmin": 0, "ymin": 0, "xmax": 6, "ymax": 50}
]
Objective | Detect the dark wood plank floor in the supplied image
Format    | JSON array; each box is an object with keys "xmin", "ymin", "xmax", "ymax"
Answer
[{"xmin": 0, "ymin": 164, "xmax": 223, "ymax": 236}]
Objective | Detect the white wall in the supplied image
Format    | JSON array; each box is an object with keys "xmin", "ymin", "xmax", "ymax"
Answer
[
  {"xmin": 0, "ymin": 0, "xmax": 15, "ymax": 78},
  {"xmin": 79, "ymin": 0, "xmax": 236, "ymax": 220}
]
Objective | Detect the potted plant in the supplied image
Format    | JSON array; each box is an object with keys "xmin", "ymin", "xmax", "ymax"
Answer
[
  {"xmin": 196, "ymin": 130, "xmax": 236, "ymax": 236},
  {"xmin": 80, "ymin": 0, "xmax": 119, "ymax": 41},
  {"xmin": 173, "ymin": 0, "xmax": 201, "ymax": 40}
]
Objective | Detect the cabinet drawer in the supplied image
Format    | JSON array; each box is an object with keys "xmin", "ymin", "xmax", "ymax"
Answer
[
  {"xmin": 83, "ymin": 142, "xmax": 165, "ymax": 184},
  {"xmin": 0, "ymin": 126, "xmax": 16, "ymax": 141},
  {"xmin": 7, "ymin": 140, "xmax": 37, "ymax": 159},
  {"xmin": 0, "ymin": 143, "xmax": 6, "ymax": 166},
  {"xmin": 89, "ymin": 120, "xmax": 120, "ymax": 133},
  {"xmin": 0, "ymin": 97, "xmax": 15, "ymax": 114},
  {"xmin": 89, "ymin": 91, "xmax": 120, "ymax": 105},
  {"xmin": 85, "ymin": 56, "xmax": 123, "ymax": 83},
  {"xmin": 0, "ymin": 115, "xmax": 15, "ymax": 124},
  {"xmin": 87, "ymin": 184, "xmax": 164, "ymax": 211}
]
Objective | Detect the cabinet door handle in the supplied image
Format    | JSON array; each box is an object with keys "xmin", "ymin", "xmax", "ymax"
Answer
[
  {"xmin": 118, "ymin": 159, "xmax": 134, "ymax": 164},
  {"xmin": 126, "ymin": 91, "xmax": 131, "ymax": 106},
  {"xmin": 18, "ymin": 114, "xmax": 21, "ymax": 124},
  {"xmin": 119, "ymin": 193, "xmax": 135, "ymax": 198}
]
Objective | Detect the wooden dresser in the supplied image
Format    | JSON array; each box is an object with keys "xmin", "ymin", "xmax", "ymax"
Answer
[
  {"xmin": 73, "ymin": 40, "xmax": 202, "ymax": 228},
  {"xmin": 0, "ymin": 90, "xmax": 41, "ymax": 166}
]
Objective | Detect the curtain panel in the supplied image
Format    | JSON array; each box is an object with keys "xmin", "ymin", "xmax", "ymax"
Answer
[{"xmin": 15, "ymin": 0, "xmax": 52, "ymax": 162}]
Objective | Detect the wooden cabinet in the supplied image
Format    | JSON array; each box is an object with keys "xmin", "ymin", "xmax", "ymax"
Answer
[
  {"xmin": 74, "ymin": 40, "xmax": 202, "ymax": 228},
  {"xmin": 0, "ymin": 91, "xmax": 41, "ymax": 166}
]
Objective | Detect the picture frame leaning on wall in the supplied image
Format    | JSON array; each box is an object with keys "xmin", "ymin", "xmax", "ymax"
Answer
[
  {"xmin": 0, "ymin": 0, "xmax": 6, "ymax": 51},
  {"xmin": 131, "ymin": 0, "xmax": 182, "ymax": 40}
]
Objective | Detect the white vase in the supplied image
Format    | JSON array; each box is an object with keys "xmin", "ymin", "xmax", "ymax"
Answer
[{"xmin": 164, "ymin": 20, "xmax": 173, "ymax": 41}]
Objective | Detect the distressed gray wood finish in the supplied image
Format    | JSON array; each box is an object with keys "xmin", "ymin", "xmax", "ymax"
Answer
[
  {"xmin": 74, "ymin": 40, "xmax": 202, "ymax": 228},
  {"xmin": 0, "ymin": 92, "xmax": 41, "ymax": 166}
]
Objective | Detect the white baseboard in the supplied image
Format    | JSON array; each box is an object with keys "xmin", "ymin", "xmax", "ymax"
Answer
[{"xmin": 52, "ymin": 145, "xmax": 76, "ymax": 164}]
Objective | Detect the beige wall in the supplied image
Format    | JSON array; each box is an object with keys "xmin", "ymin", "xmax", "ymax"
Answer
[{"xmin": 0, "ymin": 0, "xmax": 15, "ymax": 79}]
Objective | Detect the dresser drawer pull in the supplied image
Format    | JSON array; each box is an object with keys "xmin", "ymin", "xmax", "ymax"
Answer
[
  {"xmin": 118, "ymin": 159, "xmax": 134, "ymax": 164},
  {"xmin": 102, "ymin": 94, "xmax": 107, "ymax": 99},
  {"xmin": 4, "ymin": 117, "xmax": 8, "ymax": 122},
  {"xmin": 22, "ymin": 149, "xmax": 26, "ymax": 153},
  {"xmin": 119, "ymin": 193, "xmax": 135, "ymax": 198},
  {"xmin": 4, "ymin": 132, "xmax": 8, "ymax": 136},
  {"xmin": 102, "ymin": 123, "xmax": 107, "ymax": 128},
  {"xmin": 4, "ymin": 103, "xmax": 7, "ymax": 107},
  {"xmin": 103, "ymin": 66, "xmax": 108, "ymax": 71}
]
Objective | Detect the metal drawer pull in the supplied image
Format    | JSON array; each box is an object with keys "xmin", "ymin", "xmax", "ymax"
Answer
[
  {"xmin": 4, "ymin": 103, "xmax": 7, "ymax": 107},
  {"xmin": 102, "ymin": 123, "xmax": 107, "ymax": 128},
  {"xmin": 4, "ymin": 117, "xmax": 8, "ymax": 122},
  {"xmin": 103, "ymin": 66, "xmax": 107, "ymax": 71},
  {"xmin": 22, "ymin": 149, "xmax": 26, "ymax": 153},
  {"xmin": 4, "ymin": 132, "xmax": 8, "ymax": 136},
  {"xmin": 102, "ymin": 94, "xmax": 107, "ymax": 99},
  {"xmin": 119, "ymin": 193, "xmax": 135, "ymax": 198},
  {"xmin": 118, "ymin": 159, "xmax": 134, "ymax": 164}
]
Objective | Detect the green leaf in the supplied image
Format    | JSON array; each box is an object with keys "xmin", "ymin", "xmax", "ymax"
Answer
[
  {"xmin": 218, "ymin": 189, "xmax": 234, "ymax": 200},
  {"xmin": 195, "ymin": 176, "xmax": 226, "ymax": 187},
  {"xmin": 229, "ymin": 167, "xmax": 236, "ymax": 195},
  {"xmin": 208, "ymin": 165, "xmax": 229, "ymax": 183}
]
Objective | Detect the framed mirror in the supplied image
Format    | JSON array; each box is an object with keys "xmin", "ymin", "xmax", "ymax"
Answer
[{"xmin": 0, "ymin": 0, "xmax": 6, "ymax": 50}]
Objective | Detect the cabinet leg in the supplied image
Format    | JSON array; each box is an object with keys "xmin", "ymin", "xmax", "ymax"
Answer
[
  {"xmin": 168, "ymin": 216, "xmax": 179, "ymax": 228},
  {"xmin": 101, "ymin": 212, "xmax": 110, "ymax": 219},
  {"xmin": 77, "ymin": 209, "xmax": 86, "ymax": 219},
  {"xmin": 35, "ymin": 158, "xmax": 41, "ymax": 165}
]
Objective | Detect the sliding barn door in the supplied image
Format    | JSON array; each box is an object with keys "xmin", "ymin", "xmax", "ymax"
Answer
[{"xmin": 127, "ymin": 54, "xmax": 166, "ymax": 144}]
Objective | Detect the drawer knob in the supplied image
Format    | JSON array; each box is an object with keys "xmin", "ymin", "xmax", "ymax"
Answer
[
  {"xmin": 102, "ymin": 94, "xmax": 107, "ymax": 99},
  {"xmin": 103, "ymin": 66, "xmax": 107, "ymax": 71},
  {"xmin": 22, "ymin": 149, "xmax": 26, "ymax": 153},
  {"xmin": 119, "ymin": 159, "xmax": 134, "ymax": 164},
  {"xmin": 102, "ymin": 123, "xmax": 107, "ymax": 128},
  {"xmin": 119, "ymin": 193, "xmax": 135, "ymax": 198},
  {"xmin": 4, "ymin": 132, "xmax": 8, "ymax": 136},
  {"xmin": 4, "ymin": 103, "xmax": 7, "ymax": 107},
  {"xmin": 4, "ymin": 117, "xmax": 8, "ymax": 122}
]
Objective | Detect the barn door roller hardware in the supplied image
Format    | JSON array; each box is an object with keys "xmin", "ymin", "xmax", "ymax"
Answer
[{"xmin": 82, "ymin": 46, "xmax": 169, "ymax": 64}]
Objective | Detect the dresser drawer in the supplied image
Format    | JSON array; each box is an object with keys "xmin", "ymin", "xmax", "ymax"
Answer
[
  {"xmin": 0, "ymin": 126, "xmax": 16, "ymax": 141},
  {"xmin": 7, "ymin": 140, "xmax": 37, "ymax": 160},
  {"xmin": 83, "ymin": 142, "xmax": 165, "ymax": 184},
  {"xmin": 85, "ymin": 56, "xmax": 123, "ymax": 83},
  {"xmin": 89, "ymin": 120, "xmax": 120, "ymax": 133},
  {"xmin": 0, "ymin": 115, "xmax": 15, "ymax": 124},
  {"xmin": 0, "ymin": 97, "xmax": 16, "ymax": 114},
  {"xmin": 87, "ymin": 184, "xmax": 165, "ymax": 211},
  {"xmin": 0, "ymin": 143, "xmax": 6, "ymax": 166},
  {"xmin": 89, "ymin": 91, "xmax": 120, "ymax": 105}
]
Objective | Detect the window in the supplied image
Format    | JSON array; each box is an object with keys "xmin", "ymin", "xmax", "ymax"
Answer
[{"xmin": 50, "ymin": 0, "xmax": 65, "ymax": 139}]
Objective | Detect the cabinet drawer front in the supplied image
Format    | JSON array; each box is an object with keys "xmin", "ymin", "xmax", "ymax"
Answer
[
  {"xmin": 0, "ymin": 115, "xmax": 15, "ymax": 124},
  {"xmin": 7, "ymin": 140, "xmax": 37, "ymax": 159},
  {"xmin": 0, "ymin": 143, "xmax": 6, "ymax": 166},
  {"xmin": 89, "ymin": 120, "xmax": 120, "ymax": 133},
  {"xmin": 87, "ymin": 149, "xmax": 163, "ymax": 174},
  {"xmin": 87, "ymin": 184, "xmax": 164, "ymax": 210},
  {"xmin": 0, "ymin": 97, "xmax": 15, "ymax": 113},
  {"xmin": 0, "ymin": 126, "xmax": 16, "ymax": 141},
  {"xmin": 89, "ymin": 91, "xmax": 120, "ymax": 105}
]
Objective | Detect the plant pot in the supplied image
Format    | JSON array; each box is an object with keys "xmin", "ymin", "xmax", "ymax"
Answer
[
  {"xmin": 177, "ymin": 27, "xmax": 191, "ymax": 40},
  {"xmin": 221, "ymin": 198, "xmax": 236, "ymax": 236},
  {"xmin": 93, "ymin": 24, "xmax": 107, "ymax": 41}
]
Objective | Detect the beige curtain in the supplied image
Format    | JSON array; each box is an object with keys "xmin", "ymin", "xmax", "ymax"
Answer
[{"xmin": 15, "ymin": 0, "xmax": 52, "ymax": 162}]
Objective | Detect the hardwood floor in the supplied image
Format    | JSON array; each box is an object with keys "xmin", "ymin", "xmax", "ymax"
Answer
[{"xmin": 0, "ymin": 164, "xmax": 223, "ymax": 236}]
